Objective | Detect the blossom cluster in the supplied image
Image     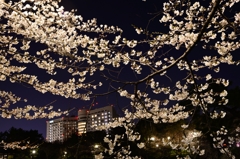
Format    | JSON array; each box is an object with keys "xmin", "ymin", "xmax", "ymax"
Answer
[
  {"xmin": 0, "ymin": 0, "xmax": 240, "ymax": 158},
  {"xmin": 210, "ymin": 126, "xmax": 239, "ymax": 159},
  {"xmin": 1, "ymin": 140, "xmax": 38, "ymax": 150}
]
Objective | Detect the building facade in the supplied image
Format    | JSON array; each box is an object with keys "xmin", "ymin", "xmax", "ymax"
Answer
[
  {"xmin": 46, "ymin": 116, "xmax": 78, "ymax": 142},
  {"xmin": 78, "ymin": 105, "xmax": 117, "ymax": 135},
  {"xmin": 77, "ymin": 109, "xmax": 88, "ymax": 135},
  {"xmin": 46, "ymin": 106, "xmax": 117, "ymax": 142}
]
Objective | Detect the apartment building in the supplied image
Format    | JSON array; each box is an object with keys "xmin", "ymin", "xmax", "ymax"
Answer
[{"xmin": 46, "ymin": 116, "xmax": 78, "ymax": 142}]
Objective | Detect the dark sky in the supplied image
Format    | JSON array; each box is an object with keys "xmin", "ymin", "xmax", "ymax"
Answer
[
  {"xmin": 1, "ymin": 0, "xmax": 240, "ymax": 139},
  {"xmin": 0, "ymin": 0, "xmax": 165, "ymax": 138}
]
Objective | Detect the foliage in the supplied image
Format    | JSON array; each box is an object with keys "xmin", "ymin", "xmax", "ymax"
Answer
[{"xmin": 0, "ymin": 127, "xmax": 43, "ymax": 158}]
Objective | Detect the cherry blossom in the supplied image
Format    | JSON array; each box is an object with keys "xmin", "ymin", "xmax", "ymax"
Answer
[{"xmin": 0, "ymin": 0, "xmax": 240, "ymax": 158}]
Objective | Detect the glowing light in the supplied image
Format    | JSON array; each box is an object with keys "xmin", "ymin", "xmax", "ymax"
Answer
[{"xmin": 236, "ymin": 143, "xmax": 240, "ymax": 147}]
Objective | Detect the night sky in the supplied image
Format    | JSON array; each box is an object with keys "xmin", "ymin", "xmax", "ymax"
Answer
[
  {"xmin": 1, "ymin": 0, "xmax": 240, "ymax": 139},
  {"xmin": 0, "ymin": 0, "xmax": 166, "ymax": 138}
]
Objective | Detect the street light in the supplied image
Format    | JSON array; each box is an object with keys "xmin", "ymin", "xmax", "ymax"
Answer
[
  {"xmin": 150, "ymin": 137, "xmax": 155, "ymax": 141},
  {"xmin": 94, "ymin": 144, "xmax": 99, "ymax": 148},
  {"xmin": 31, "ymin": 149, "xmax": 37, "ymax": 159},
  {"xmin": 63, "ymin": 151, "xmax": 67, "ymax": 157}
]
